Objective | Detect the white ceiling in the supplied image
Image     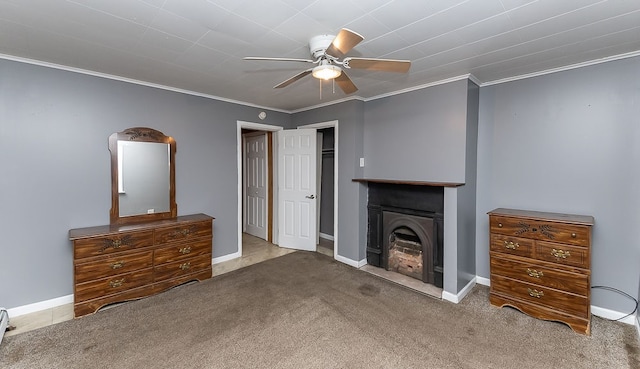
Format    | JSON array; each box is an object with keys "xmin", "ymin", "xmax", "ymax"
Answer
[{"xmin": 1, "ymin": 0, "xmax": 639, "ymax": 112}]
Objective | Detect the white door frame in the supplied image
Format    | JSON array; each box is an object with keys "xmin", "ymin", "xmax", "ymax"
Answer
[
  {"xmin": 297, "ymin": 120, "xmax": 339, "ymax": 259},
  {"xmin": 242, "ymin": 131, "xmax": 268, "ymax": 240},
  {"xmin": 235, "ymin": 120, "xmax": 339, "ymax": 261},
  {"xmin": 236, "ymin": 121, "xmax": 283, "ymax": 259}
]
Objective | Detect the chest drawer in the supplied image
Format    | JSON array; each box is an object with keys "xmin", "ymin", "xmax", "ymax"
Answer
[
  {"xmin": 490, "ymin": 216, "xmax": 590, "ymax": 247},
  {"xmin": 490, "ymin": 256, "xmax": 589, "ymax": 294},
  {"xmin": 154, "ymin": 220, "xmax": 212, "ymax": 244},
  {"xmin": 536, "ymin": 241, "xmax": 589, "ymax": 269},
  {"xmin": 75, "ymin": 250, "xmax": 153, "ymax": 284},
  {"xmin": 490, "ymin": 234, "xmax": 534, "ymax": 258},
  {"xmin": 75, "ymin": 268, "xmax": 154, "ymax": 302},
  {"xmin": 491, "ymin": 274, "xmax": 588, "ymax": 318},
  {"xmin": 154, "ymin": 254, "xmax": 212, "ymax": 281},
  {"xmin": 154, "ymin": 238, "xmax": 211, "ymax": 265},
  {"xmin": 74, "ymin": 230, "xmax": 154, "ymax": 259}
]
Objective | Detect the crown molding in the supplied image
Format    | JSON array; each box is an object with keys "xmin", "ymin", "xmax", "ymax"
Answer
[
  {"xmin": 289, "ymin": 96, "xmax": 366, "ymax": 114},
  {"xmin": 0, "ymin": 53, "xmax": 291, "ymax": 114},
  {"xmin": 365, "ymin": 74, "xmax": 475, "ymax": 103},
  {"xmin": 4, "ymin": 49, "xmax": 639, "ymax": 113},
  {"xmin": 479, "ymin": 50, "xmax": 640, "ymax": 87}
]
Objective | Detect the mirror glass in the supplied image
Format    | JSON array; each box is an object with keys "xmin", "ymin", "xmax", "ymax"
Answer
[
  {"xmin": 117, "ymin": 141, "xmax": 170, "ymax": 217},
  {"xmin": 109, "ymin": 127, "xmax": 176, "ymax": 224}
]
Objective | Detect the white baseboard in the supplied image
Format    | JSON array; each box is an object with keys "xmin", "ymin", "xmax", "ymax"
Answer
[
  {"xmin": 319, "ymin": 233, "xmax": 335, "ymax": 241},
  {"xmin": 212, "ymin": 251, "xmax": 241, "ymax": 264},
  {"xmin": 591, "ymin": 305, "xmax": 636, "ymax": 325},
  {"xmin": 475, "ymin": 276, "xmax": 490, "ymax": 286},
  {"xmin": 442, "ymin": 278, "xmax": 477, "ymax": 303},
  {"xmin": 7, "ymin": 294, "xmax": 73, "ymax": 318},
  {"xmin": 335, "ymin": 254, "xmax": 367, "ymax": 268},
  {"xmin": 7, "ymin": 271, "xmax": 636, "ymax": 329}
]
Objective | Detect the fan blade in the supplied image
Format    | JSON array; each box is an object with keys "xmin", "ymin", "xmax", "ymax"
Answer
[
  {"xmin": 325, "ymin": 28, "xmax": 364, "ymax": 58},
  {"xmin": 344, "ymin": 57, "xmax": 411, "ymax": 73},
  {"xmin": 274, "ymin": 69, "xmax": 313, "ymax": 89},
  {"xmin": 244, "ymin": 57, "xmax": 315, "ymax": 63},
  {"xmin": 335, "ymin": 72, "xmax": 358, "ymax": 94}
]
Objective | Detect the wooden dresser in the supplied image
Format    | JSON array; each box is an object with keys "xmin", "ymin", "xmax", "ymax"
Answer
[
  {"xmin": 488, "ymin": 208, "xmax": 594, "ymax": 335},
  {"xmin": 69, "ymin": 213, "xmax": 213, "ymax": 318}
]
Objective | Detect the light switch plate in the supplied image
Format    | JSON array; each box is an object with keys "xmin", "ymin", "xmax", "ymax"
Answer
[{"xmin": 359, "ymin": 157, "xmax": 365, "ymax": 167}]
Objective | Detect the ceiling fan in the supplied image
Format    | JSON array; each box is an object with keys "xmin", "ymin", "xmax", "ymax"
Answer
[{"xmin": 243, "ymin": 28, "xmax": 411, "ymax": 94}]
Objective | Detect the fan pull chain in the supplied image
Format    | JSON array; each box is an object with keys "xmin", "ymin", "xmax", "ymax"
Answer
[
  {"xmin": 319, "ymin": 79, "xmax": 322, "ymax": 99},
  {"xmin": 332, "ymin": 78, "xmax": 336, "ymax": 94}
]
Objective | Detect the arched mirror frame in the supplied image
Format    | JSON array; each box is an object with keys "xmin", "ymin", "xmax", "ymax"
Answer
[{"xmin": 109, "ymin": 127, "xmax": 177, "ymax": 225}]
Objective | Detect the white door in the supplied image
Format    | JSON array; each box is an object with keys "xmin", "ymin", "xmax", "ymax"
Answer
[
  {"xmin": 243, "ymin": 133, "xmax": 268, "ymax": 240},
  {"xmin": 278, "ymin": 128, "xmax": 317, "ymax": 251}
]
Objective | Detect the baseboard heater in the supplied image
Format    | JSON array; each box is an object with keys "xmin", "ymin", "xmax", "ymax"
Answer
[{"xmin": 0, "ymin": 307, "xmax": 9, "ymax": 345}]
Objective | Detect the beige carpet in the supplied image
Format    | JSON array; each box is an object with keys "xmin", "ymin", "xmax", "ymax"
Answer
[{"xmin": 1, "ymin": 251, "xmax": 638, "ymax": 369}]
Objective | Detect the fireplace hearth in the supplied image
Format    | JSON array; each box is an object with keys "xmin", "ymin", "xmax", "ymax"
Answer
[{"xmin": 365, "ymin": 182, "xmax": 444, "ymax": 288}]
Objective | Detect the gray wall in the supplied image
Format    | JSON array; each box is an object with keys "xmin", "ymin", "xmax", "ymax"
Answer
[
  {"xmin": 0, "ymin": 59, "xmax": 289, "ymax": 309},
  {"xmin": 456, "ymin": 80, "xmax": 480, "ymax": 291},
  {"xmin": 292, "ymin": 100, "xmax": 366, "ymax": 262},
  {"xmin": 363, "ymin": 79, "xmax": 469, "ymax": 183},
  {"xmin": 4, "ymin": 52, "xmax": 639, "ymax": 316},
  {"xmin": 475, "ymin": 56, "xmax": 640, "ymax": 312}
]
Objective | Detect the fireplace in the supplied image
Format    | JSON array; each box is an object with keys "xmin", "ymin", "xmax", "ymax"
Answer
[
  {"xmin": 365, "ymin": 182, "xmax": 444, "ymax": 288},
  {"xmin": 383, "ymin": 211, "xmax": 435, "ymax": 284}
]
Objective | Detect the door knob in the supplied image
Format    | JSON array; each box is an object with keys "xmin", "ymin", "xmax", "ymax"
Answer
[{"xmin": 305, "ymin": 194, "xmax": 315, "ymax": 199}]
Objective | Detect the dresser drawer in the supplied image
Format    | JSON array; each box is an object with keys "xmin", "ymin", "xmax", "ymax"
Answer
[
  {"xmin": 74, "ymin": 286, "xmax": 155, "ymax": 317},
  {"xmin": 490, "ymin": 256, "xmax": 589, "ymax": 295},
  {"xmin": 75, "ymin": 268, "xmax": 154, "ymax": 302},
  {"xmin": 154, "ymin": 254, "xmax": 212, "ymax": 282},
  {"xmin": 75, "ymin": 250, "xmax": 153, "ymax": 284},
  {"xmin": 491, "ymin": 275, "xmax": 588, "ymax": 317},
  {"xmin": 74, "ymin": 230, "xmax": 154, "ymax": 259},
  {"xmin": 154, "ymin": 220, "xmax": 212, "ymax": 244},
  {"xmin": 490, "ymin": 234, "xmax": 534, "ymax": 258},
  {"xmin": 154, "ymin": 238, "xmax": 211, "ymax": 265},
  {"xmin": 536, "ymin": 241, "xmax": 589, "ymax": 269},
  {"xmin": 490, "ymin": 216, "xmax": 590, "ymax": 247}
]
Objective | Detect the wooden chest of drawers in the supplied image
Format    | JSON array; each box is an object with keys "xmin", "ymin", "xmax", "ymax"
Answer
[
  {"xmin": 69, "ymin": 213, "xmax": 214, "ymax": 318},
  {"xmin": 488, "ymin": 208, "xmax": 594, "ymax": 335}
]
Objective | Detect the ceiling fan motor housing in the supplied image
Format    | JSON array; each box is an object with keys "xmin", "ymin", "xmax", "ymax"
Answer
[{"xmin": 309, "ymin": 34, "xmax": 335, "ymax": 59}]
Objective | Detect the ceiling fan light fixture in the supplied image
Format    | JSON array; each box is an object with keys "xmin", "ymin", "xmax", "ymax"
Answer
[{"xmin": 312, "ymin": 64, "xmax": 342, "ymax": 80}]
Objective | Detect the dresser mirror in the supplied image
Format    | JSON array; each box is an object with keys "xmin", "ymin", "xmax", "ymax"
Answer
[{"xmin": 109, "ymin": 127, "xmax": 177, "ymax": 224}]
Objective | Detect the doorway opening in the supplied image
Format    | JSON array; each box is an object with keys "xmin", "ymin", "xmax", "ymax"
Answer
[{"xmin": 236, "ymin": 120, "xmax": 339, "ymax": 260}]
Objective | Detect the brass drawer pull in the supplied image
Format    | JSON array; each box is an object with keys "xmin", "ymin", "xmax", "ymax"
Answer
[
  {"xmin": 504, "ymin": 241, "xmax": 519, "ymax": 250},
  {"xmin": 170, "ymin": 227, "xmax": 195, "ymax": 239},
  {"xmin": 571, "ymin": 233, "xmax": 577, "ymax": 238},
  {"xmin": 109, "ymin": 278, "xmax": 125, "ymax": 288},
  {"xmin": 498, "ymin": 223, "xmax": 503, "ymax": 228},
  {"xmin": 110, "ymin": 261, "xmax": 125, "ymax": 270},
  {"xmin": 179, "ymin": 247, "xmax": 192, "ymax": 255},
  {"xmin": 179, "ymin": 262, "xmax": 191, "ymax": 271},
  {"xmin": 526, "ymin": 268, "xmax": 544, "ymax": 278},
  {"xmin": 100, "ymin": 235, "xmax": 133, "ymax": 253},
  {"xmin": 551, "ymin": 249, "xmax": 570, "ymax": 259},
  {"xmin": 528, "ymin": 288, "xmax": 544, "ymax": 298}
]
